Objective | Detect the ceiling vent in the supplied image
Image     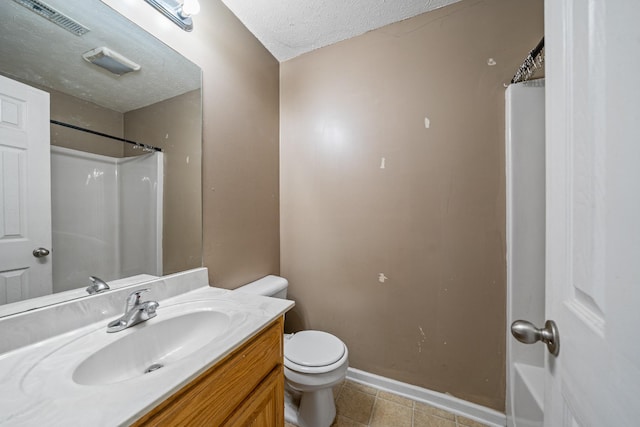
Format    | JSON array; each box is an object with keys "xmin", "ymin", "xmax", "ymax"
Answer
[{"xmin": 12, "ymin": 0, "xmax": 90, "ymax": 36}]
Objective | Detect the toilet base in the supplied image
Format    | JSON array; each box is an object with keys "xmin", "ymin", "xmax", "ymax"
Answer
[
  {"xmin": 284, "ymin": 386, "xmax": 337, "ymax": 427},
  {"xmin": 298, "ymin": 388, "xmax": 336, "ymax": 427},
  {"xmin": 284, "ymin": 388, "xmax": 300, "ymax": 425}
]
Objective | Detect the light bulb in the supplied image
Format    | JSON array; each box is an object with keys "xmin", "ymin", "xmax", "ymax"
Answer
[{"xmin": 181, "ymin": 0, "xmax": 200, "ymax": 17}]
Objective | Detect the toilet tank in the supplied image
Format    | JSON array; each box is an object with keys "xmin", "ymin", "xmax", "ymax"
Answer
[{"xmin": 234, "ymin": 275, "xmax": 288, "ymax": 299}]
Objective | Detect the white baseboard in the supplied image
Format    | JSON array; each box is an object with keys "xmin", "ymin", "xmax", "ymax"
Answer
[{"xmin": 346, "ymin": 368, "xmax": 506, "ymax": 427}]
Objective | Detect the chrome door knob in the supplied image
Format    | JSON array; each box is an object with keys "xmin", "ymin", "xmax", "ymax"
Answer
[
  {"xmin": 511, "ymin": 319, "xmax": 560, "ymax": 357},
  {"xmin": 32, "ymin": 247, "xmax": 50, "ymax": 258}
]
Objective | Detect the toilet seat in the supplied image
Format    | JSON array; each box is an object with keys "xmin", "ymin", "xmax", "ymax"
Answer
[{"xmin": 284, "ymin": 330, "xmax": 347, "ymax": 374}]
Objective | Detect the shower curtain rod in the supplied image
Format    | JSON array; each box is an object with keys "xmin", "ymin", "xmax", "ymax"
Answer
[
  {"xmin": 511, "ymin": 37, "xmax": 545, "ymax": 84},
  {"xmin": 50, "ymin": 120, "xmax": 163, "ymax": 152}
]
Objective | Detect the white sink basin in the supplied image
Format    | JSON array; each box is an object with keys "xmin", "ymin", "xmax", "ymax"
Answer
[
  {"xmin": 20, "ymin": 299, "xmax": 254, "ymax": 394},
  {"xmin": 73, "ymin": 310, "xmax": 231, "ymax": 386}
]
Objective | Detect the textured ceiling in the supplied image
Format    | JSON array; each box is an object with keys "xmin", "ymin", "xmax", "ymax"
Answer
[
  {"xmin": 221, "ymin": 0, "xmax": 462, "ymax": 62},
  {"xmin": 0, "ymin": 0, "xmax": 200, "ymax": 112}
]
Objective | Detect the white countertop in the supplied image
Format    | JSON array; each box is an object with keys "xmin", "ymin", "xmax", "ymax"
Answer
[{"xmin": 0, "ymin": 272, "xmax": 293, "ymax": 426}]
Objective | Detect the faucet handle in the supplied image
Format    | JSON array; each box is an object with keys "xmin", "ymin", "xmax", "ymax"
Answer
[
  {"xmin": 125, "ymin": 288, "xmax": 150, "ymax": 311},
  {"xmin": 145, "ymin": 300, "xmax": 159, "ymax": 312},
  {"xmin": 141, "ymin": 300, "xmax": 160, "ymax": 318},
  {"xmin": 87, "ymin": 276, "xmax": 110, "ymax": 294}
]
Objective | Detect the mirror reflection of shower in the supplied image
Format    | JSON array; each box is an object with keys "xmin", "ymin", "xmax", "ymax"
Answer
[
  {"xmin": 0, "ymin": 0, "xmax": 202, "ymax": 316},
  {"xmin": 51, "ymin": 146, "xmax": 163, "ymax": 293}
]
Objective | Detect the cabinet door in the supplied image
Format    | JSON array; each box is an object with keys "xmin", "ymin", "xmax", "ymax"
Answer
[{"xmin": 223, "ymin": 365, "xmax": 284, "ymax": 427}]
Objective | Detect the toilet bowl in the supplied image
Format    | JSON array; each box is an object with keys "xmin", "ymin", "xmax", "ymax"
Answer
[
  {"xmin": 234, "ymin": 276, "xmax": 349, "ymax": 427},
  {"xmin": 284, "ymin": 331, "xmax": 348, "ymax": 427}
]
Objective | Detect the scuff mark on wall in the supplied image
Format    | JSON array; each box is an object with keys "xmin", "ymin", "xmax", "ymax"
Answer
[{"xmin": 418, "ymin": 325, "xmax": 427, "ymax": 353}]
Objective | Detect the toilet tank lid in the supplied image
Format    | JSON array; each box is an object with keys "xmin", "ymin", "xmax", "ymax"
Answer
[{"xmin": 234, "ymin": 275, "xmax": 288, "ymax": 296}]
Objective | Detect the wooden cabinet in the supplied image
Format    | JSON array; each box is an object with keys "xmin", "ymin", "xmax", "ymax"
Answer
[
  {"xmin": 224, "ymin": 365, "xmax": 284, "ymax": 426},
  {"xmin": 133, "ymin": 317, "xmax": 284, "ymax": 427}
]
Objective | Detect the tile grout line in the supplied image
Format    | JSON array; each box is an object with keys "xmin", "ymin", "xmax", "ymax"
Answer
[
  {"xmin": 366, "ymin": 388, "xmax": 379, "ymax": 426},
  {"xmin": 412, "ymin": 403, "xmax": 416, "ymax": 427}
]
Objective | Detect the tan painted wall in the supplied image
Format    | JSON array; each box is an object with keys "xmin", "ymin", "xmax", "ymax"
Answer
[
  {"xmin": 104, "ymin": 0, "xmax": 281, "ymax": 288},
  {"xmin": 124, "ymin": 90, "xmax": 202, "ymax": 275},
  {"xmin": 49, "ymin": 88, "xmax": 125, "ymax": 157},
  {"xmin": 195, "ymin": 5, "xmax": 280, "ymax": 288},
  {"xmin": 280, "ymin": 0, "xmax": 543, "ymax": 411}
]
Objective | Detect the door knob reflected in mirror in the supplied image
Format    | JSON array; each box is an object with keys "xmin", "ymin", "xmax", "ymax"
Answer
[
  {"xmin": 32, "ymin": 248, "xmax": 50, "ymax": 258},
  {"xmin": 511, "ymin": 319, "xmax": 560, "ymax": 357}
]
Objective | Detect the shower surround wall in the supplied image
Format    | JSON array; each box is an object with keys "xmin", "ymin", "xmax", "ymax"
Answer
[
  {"xmin": 280, "ymin": 0, "xmax": 543, "ymax": 411},
  {"xmin": 505, "ymin": 81, "xmax": 545, "ymax": 426},
  {"xmin": 51, "ymin": 147, "xmax": 162, "ymax": 293}
]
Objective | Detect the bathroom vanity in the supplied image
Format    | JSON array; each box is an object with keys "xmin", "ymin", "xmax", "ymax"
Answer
[{"xmin": 0, "ymin": 268, "xmax": 293, "ymax": 426}]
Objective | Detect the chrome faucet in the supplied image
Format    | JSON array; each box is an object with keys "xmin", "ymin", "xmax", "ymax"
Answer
[
  {"xmin": 86, "ymin": 276, "xmax": 110, "ymax": 294},
  {"xmin": 107, "ymin": 289, "xmax": 159, "ymax": 333}
]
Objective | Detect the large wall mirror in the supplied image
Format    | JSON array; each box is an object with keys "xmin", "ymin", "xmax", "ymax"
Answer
[{"xmin": 0, "ymin": 0, "xmax": 202, "ymax": 317}]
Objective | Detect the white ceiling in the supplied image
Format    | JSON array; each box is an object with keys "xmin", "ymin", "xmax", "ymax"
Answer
[
  {"xmin": 221, "ymin": 0, "xmax": 462, "ymax": 62},
  {"xmin": 0, "ymin": 0, "xmax": 200, "ymax": 112},
  {"xmin": 0, "ymin": 0, "xmax": 463, "ymax": 110}
]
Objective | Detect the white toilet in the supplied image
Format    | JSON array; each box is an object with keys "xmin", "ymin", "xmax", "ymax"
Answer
[{"xmin": 235, "ymin": 275, "xmax": 348, "ymax": 427}]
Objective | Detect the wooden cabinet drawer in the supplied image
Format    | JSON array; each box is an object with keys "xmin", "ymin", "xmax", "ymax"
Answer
[{"xmin": 133, "ymin": 317, "xmax": 283, "ymax": 426}]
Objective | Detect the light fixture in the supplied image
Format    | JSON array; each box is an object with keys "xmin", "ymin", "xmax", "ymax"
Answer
[
  {"xmin": 181, "ymin": 0, "xmax": 200, "ymax": 17},
  {"xmin": 144, "ymin": 0, "xmax": 201, "ymax": 32},
  {"xmin": 82, "ymin": 47, "xmax": 141, "ymax": 76}
]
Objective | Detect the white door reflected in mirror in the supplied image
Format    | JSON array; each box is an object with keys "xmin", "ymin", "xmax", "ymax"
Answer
[{"xmin": 0, "ymin": 75, "xmax": 52, "ymax": 304}]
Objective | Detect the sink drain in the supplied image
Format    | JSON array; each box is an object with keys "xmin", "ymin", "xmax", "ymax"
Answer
[{"xmin": 144, "ymin": 363, "xmax": 164, "ymax": 374}]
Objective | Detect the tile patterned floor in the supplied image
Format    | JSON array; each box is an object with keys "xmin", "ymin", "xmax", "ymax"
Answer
[{"xmin": 284, "ymin": 380, "xmax": 490, "ymax": 427}]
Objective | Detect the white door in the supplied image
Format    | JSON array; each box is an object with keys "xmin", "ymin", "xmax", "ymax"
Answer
[
  {"xmin": 544, "ymin": 0, "xmax": 640, "ymax": 425},
  {"xmin": 0, "ymin": 75, "xmax": 52, "ymax": 304}
]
